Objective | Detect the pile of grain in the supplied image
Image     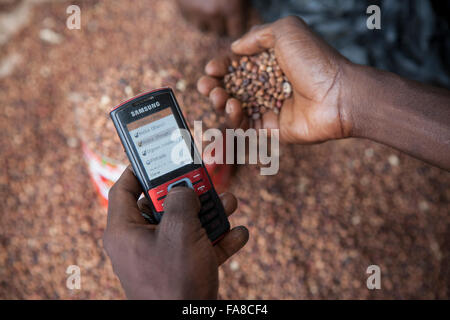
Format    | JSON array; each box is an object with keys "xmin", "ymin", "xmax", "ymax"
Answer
[{"xmin": 0, "ymin": 0, "xmax": 448, "ymax": 299}]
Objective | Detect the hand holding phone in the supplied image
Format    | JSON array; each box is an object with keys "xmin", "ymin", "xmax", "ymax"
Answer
[
  {"xmin": 110, "ymin": 87, "xmax": 230, "ymax": 243},
  {"xmin": 104, "ymin": 167, "xmax": 249, "ymax": 299}
]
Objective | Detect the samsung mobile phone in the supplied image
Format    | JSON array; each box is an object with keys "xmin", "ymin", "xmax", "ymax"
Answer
[{"xmin": 110, "ymin": 87, "xmax": 230, "ymax": 244}]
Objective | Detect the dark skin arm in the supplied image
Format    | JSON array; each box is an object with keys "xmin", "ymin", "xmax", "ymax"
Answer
[
  {"xmin": 345, "ymin": 64, "xmax": 450, "ymax": 170},
  {"xmin": 198, "ymin": 16, "xmax": 450, "ymax": 170},
  {"xmin": 103, "ymin": 167, "xmax": 249, "ymax": 299}
]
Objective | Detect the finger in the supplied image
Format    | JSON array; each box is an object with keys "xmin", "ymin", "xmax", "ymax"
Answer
[
  {"xmin": 107, "ymin": 166, "xmax": 146, "ymax": 226},
  {"xmin": 248, "ymin": 118, "xmax": 254, "ymax": 129},
  {"xmin": 137, "ymin": 197, "xmax": 152, "ymax": 213},
  {"xmin": 239, "ymin": 112, "xmax": 250, "ymax": 131},
  {"xmin": 136, "ymin": 197, "xmax": 159, "ymax": 228},
  {"xmin": 253, "ymin": 118, "xmax": 262, "ymax": 131},
  {"xmin": 205, "ymin": 56, "xmax": 231, "ymax": 77},
  {"xmin": 197, "ymin": 75, "xmax": 221, "ymax": 96},
  {"xmin": 214, "ymin": 226, "xmax": 249, "ymax": 265},
  {"xmin": 231, "ymin": 23, "xmax": 275, "ymax": 55},
  {"xmin": 225, "ymin": 98, "xmax": 244, "ymax": 129},
  {"xmin": 262, "ymin": 109, "xmax": 279, "ymax": 131},
  {"xmin": 158, "ymin": 187, "xmax": 202, "ymax": 239},
  {"xmin": 210, "ymin": 87, "xmax": 229, "ymax": 111},
  {"xmin": 218, "ymin": 192, "xmax": 238, "ymax": 217}
]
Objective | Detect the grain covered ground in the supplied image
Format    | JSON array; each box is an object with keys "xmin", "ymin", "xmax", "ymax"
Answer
[{"xmin": 0, "ymin": 0, "xmax": 449, "ymax": 299}]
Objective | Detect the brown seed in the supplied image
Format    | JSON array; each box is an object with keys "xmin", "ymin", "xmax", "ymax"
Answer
[
  {"xmin": 283, "ymin": 82, "xmax": 292, "ymax": 95},
  {"xmin": 269, "ymin": 99, "xmax": 276, "ymax": 108},
  {"xmin": 276, "ymin": 100, "xmax": 283, "ymax": 108}
]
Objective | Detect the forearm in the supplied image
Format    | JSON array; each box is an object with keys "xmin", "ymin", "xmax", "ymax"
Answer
[{"xmin": 343, "ymin": 63, "xmax": 450, "ymax": 170}]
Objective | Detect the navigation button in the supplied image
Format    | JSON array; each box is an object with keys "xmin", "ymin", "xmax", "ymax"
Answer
[{"xmin": 167, "ymin": 177, "xmax": 193, "ymax": 192}]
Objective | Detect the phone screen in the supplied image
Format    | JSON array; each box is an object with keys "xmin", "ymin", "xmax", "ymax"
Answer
[{"xmin": 127, "ymin": 106, "xmax": 193, "ymax": 180}]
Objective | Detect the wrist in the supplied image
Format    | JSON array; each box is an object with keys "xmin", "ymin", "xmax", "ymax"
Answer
[
  {"xmin": 339, "ymin": 61, "xmax": 450, "ymax": 170},
  {"xmin": 342, "ymin": 62, "xmax": 414, "ymax": 141},
  {"xmin": 339, "ymin": 62, "xmax": 375, "ymax": 139},
  {"xmin": 340, "ymin": 62, "xmax": 394, "ymax": 139}
]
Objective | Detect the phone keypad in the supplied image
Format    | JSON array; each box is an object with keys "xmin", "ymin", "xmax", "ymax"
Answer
[
  {"xmin": 205, "ymin": 218, "xmax": 221, "ymax": 235},
  {"xmin": 147, "ymin": 167, "xmax": 229, "ymax": 243},
  {"xmin": 198, "ymin": 191, "xmax": 220, "ymax": 231},
  {"xmin": 148, "ymin": 167, "xmax": 211, "ymax": 212}
]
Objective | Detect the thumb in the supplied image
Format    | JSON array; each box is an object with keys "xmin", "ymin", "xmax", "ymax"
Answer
[
  {"xmin": 231, "ymin": 23, "xmax": 274, "ymax": 56},
  {"xmin": 158, "ymin": 187, "xmax": 203, "ymax": 242}
]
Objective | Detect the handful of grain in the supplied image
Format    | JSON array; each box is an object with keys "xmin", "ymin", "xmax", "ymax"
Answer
[{"xmin": 223, "ymin": 49, "xmax": 292, "ymax": 120}]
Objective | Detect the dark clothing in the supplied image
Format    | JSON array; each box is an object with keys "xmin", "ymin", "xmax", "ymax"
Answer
[{"xmin": 252, "ymin": 0, "xmax": 450, "ymax": 87}]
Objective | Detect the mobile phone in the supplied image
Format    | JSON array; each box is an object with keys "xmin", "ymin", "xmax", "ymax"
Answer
[{"xmin": 110, "ymin": 87, "xmax": 230, "ymax": 244}]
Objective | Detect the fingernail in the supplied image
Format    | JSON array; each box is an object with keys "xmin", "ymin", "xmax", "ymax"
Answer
[{"xmin": 225, "ymin": 102, "xmax": 232, "ymax": 114}]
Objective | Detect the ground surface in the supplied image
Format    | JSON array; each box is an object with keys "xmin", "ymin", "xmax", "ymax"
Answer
[{"xmin": 0, "ymin": 0, "xmax": 449, "ymax": 299}]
